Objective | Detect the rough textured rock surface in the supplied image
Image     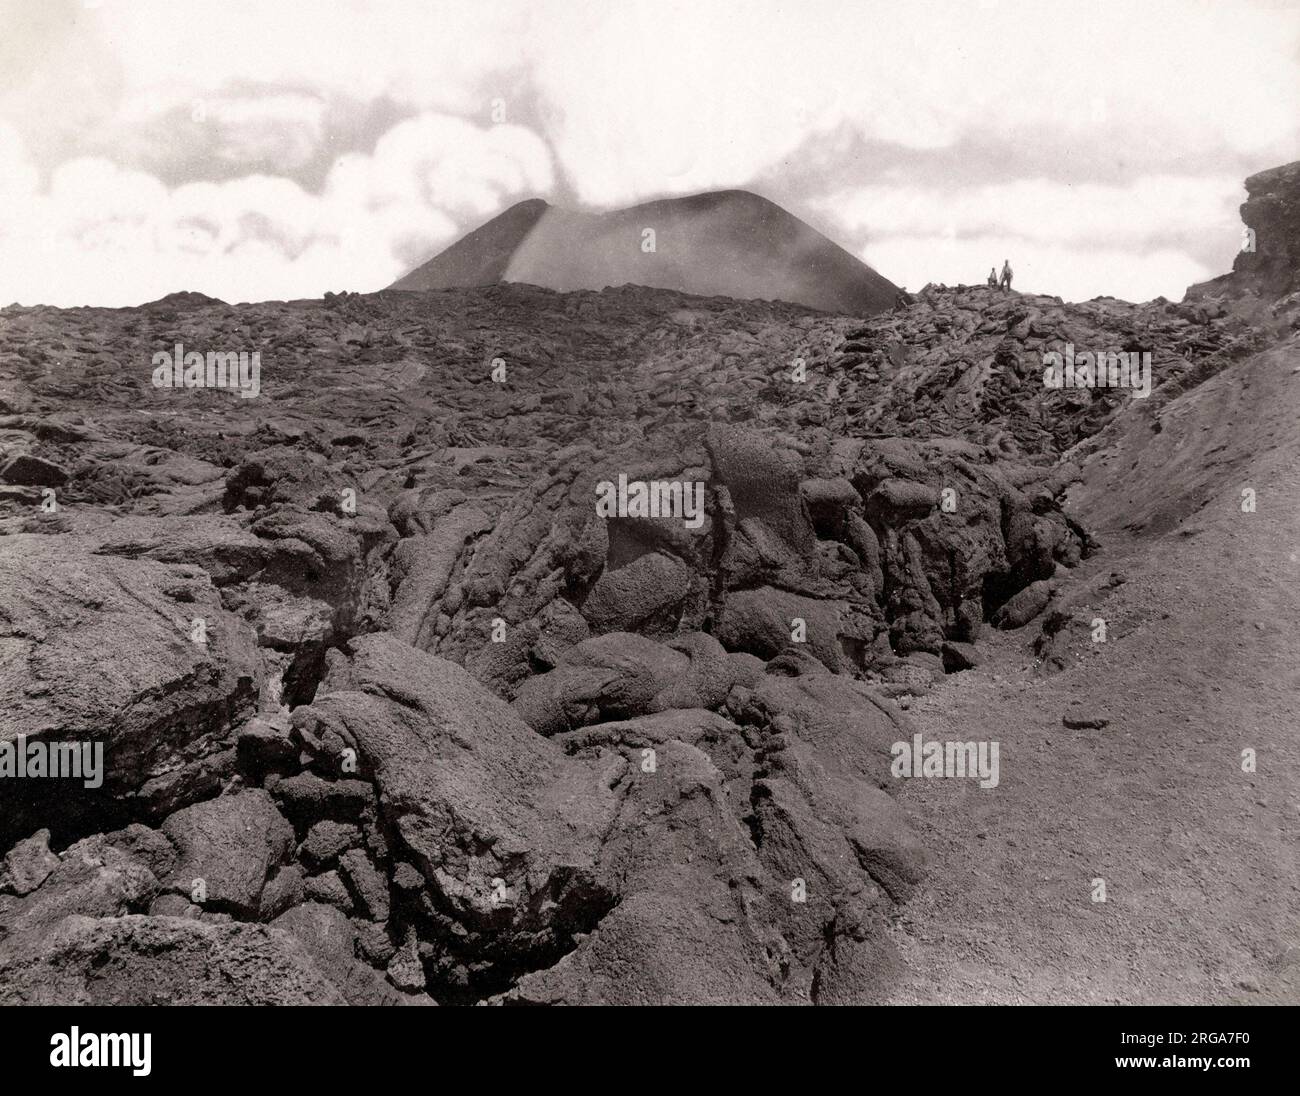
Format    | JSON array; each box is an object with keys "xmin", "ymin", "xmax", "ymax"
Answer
[
  {"xmin": 0, "ymin": 534, "xmax": 259, "ymax": 845},
  {"xmin": 1, "ymin": 160, "xmax": 1295, "ymax": 1004},
  {"xmin": 1230, "ymin": 161, "xmax": 1300, "ymax": 299},
  {"xmin": 0, "ymin": 915, "xmax": 350, "ymax": 1005}
]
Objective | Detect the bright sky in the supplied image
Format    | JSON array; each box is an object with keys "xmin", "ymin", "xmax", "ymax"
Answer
[{"xmin": 1, "ymin": 0, "xmax": 1297, "ymax": 306}]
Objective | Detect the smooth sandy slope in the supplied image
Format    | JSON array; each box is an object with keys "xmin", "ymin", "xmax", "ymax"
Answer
[{"xmin": 886, "ymin": 337, "xmax": 1300, "ymax": 1004}]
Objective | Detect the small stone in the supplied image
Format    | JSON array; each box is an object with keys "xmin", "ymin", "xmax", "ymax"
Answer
[
  {"xmin": 1, "ymin": 829, "xmax": 61, "ymax": 896},
  {"xmin": 386, "ymin": 931, "xmax": 426, "ymax": 993},
  {"xmin": 941, "ymin": 640, "xmax": 982, "ymax": 673},
  {"xmin": 149, "ymin": 893, "xmax": 201, "ymax": 919},
  {"xmin": 236, "ymin": 716, "xmax": 297, "ymax": 768},
  {"xmin": 0, "ymin": 454, "xmax": 68, "ymax": 487},
  {"xmin": 353, "ymin": 918, "xmax": 397, "ymax": 966},
  {"xmin": 259, "ymin": 864, "xmax": 306, "ymax": 919},
  {"xmin": 339, "ymin": 848, "xmax": 390, "ymax": 922},
  {"xmin": 304, "ymin": 870, "xmax": 353, "ymax": 911},
  {"xmin": 392, "ymin": 862, "xmax": 425, "ymax": 892},
  {"xmin": 300, "ymin": 821, "xmax": 361, "ymax": 870},
  {"xmin": 271, "ymin": 773, "xmax": 373, "ymax": 825}
]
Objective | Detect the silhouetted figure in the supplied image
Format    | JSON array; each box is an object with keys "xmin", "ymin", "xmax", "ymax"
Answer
[
  {"xmin": 999, "ymin": 260, "xmax": 1013, "ymax": 290},
  {"xmin": 987, "ymin": 267, "xmax": 998, "ymax": 287}
]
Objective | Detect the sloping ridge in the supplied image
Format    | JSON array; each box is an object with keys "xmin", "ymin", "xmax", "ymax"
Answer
[
  {"xmin": 1072, "ymin": 157, "xmax": 1300, "ymax": 538},
  {"xmin": 391, "ymin": 198, "xmax": 550, "ymax": 290},
  {"xmin": 390, "ymin": 190, "xmax": 899, "ymax": 316}
]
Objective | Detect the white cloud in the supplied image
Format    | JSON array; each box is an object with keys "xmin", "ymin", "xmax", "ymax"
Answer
[
  {"xmin": 93, "ymin": 0, "xmax": 518, "ymax": 115},
  {"xmin": 0, "ymin": 122, "xmax": 39, "ymax": 203},
  {"xmin": 0, "ymin": 114, "xmax": 553, "ymax": 305},
  {"xmin": 0, "ymin": 0, "xmax": 1296, "ymax": 304},
  {"xmin": 329, "ymin": 114, "xmax": 553, "ymax": 219},
  {"xmin": 527, "ymin": 0, "xmax": 1299, "ymax": 206},
  {"xmin": 816, "ymin": 174, "xmax": 1245, "ymax": 299},
  {"xmin": 866, "ymin": 233, "xmax": 1213, "ymax": 304},
  {"xmin": 824, "ymin": 176, "xmax": 1243, "ymax": 246},
  {"xmin": 204, "ymin": 94, "xmax": 329, "ymax": 170}
]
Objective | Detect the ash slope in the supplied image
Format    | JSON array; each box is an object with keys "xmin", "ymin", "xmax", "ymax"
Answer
[
  {"xmin": 0, "ymin": 162, "xmax": 1295, "ymax": 1006},
  {"xmin": 888, "ymin": 161, "xmax": 1300, "ymax": 1004},
  {"xmin": 391, "ymin": 189, "xmax": 901, "ymax": 317}
]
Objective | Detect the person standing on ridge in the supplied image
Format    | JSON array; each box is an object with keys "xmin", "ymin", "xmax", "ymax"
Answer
[
  {"xmin": 987, "ymin": 267, "xmax": 998, "ymax": 287},
  {"xmin": 999, "ymin": 259, "xmax": 1013, "ymax": 290}
]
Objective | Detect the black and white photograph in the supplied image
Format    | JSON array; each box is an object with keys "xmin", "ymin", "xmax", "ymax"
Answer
[{"xmin": 0, "ymin": 0, "xmax": 1296, "ymax": 1072}]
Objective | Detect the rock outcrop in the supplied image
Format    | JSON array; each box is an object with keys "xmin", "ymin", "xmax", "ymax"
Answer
[{"xmin": 1231, "ymin": 160, "xmax": 1300, "ymax": 299}]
